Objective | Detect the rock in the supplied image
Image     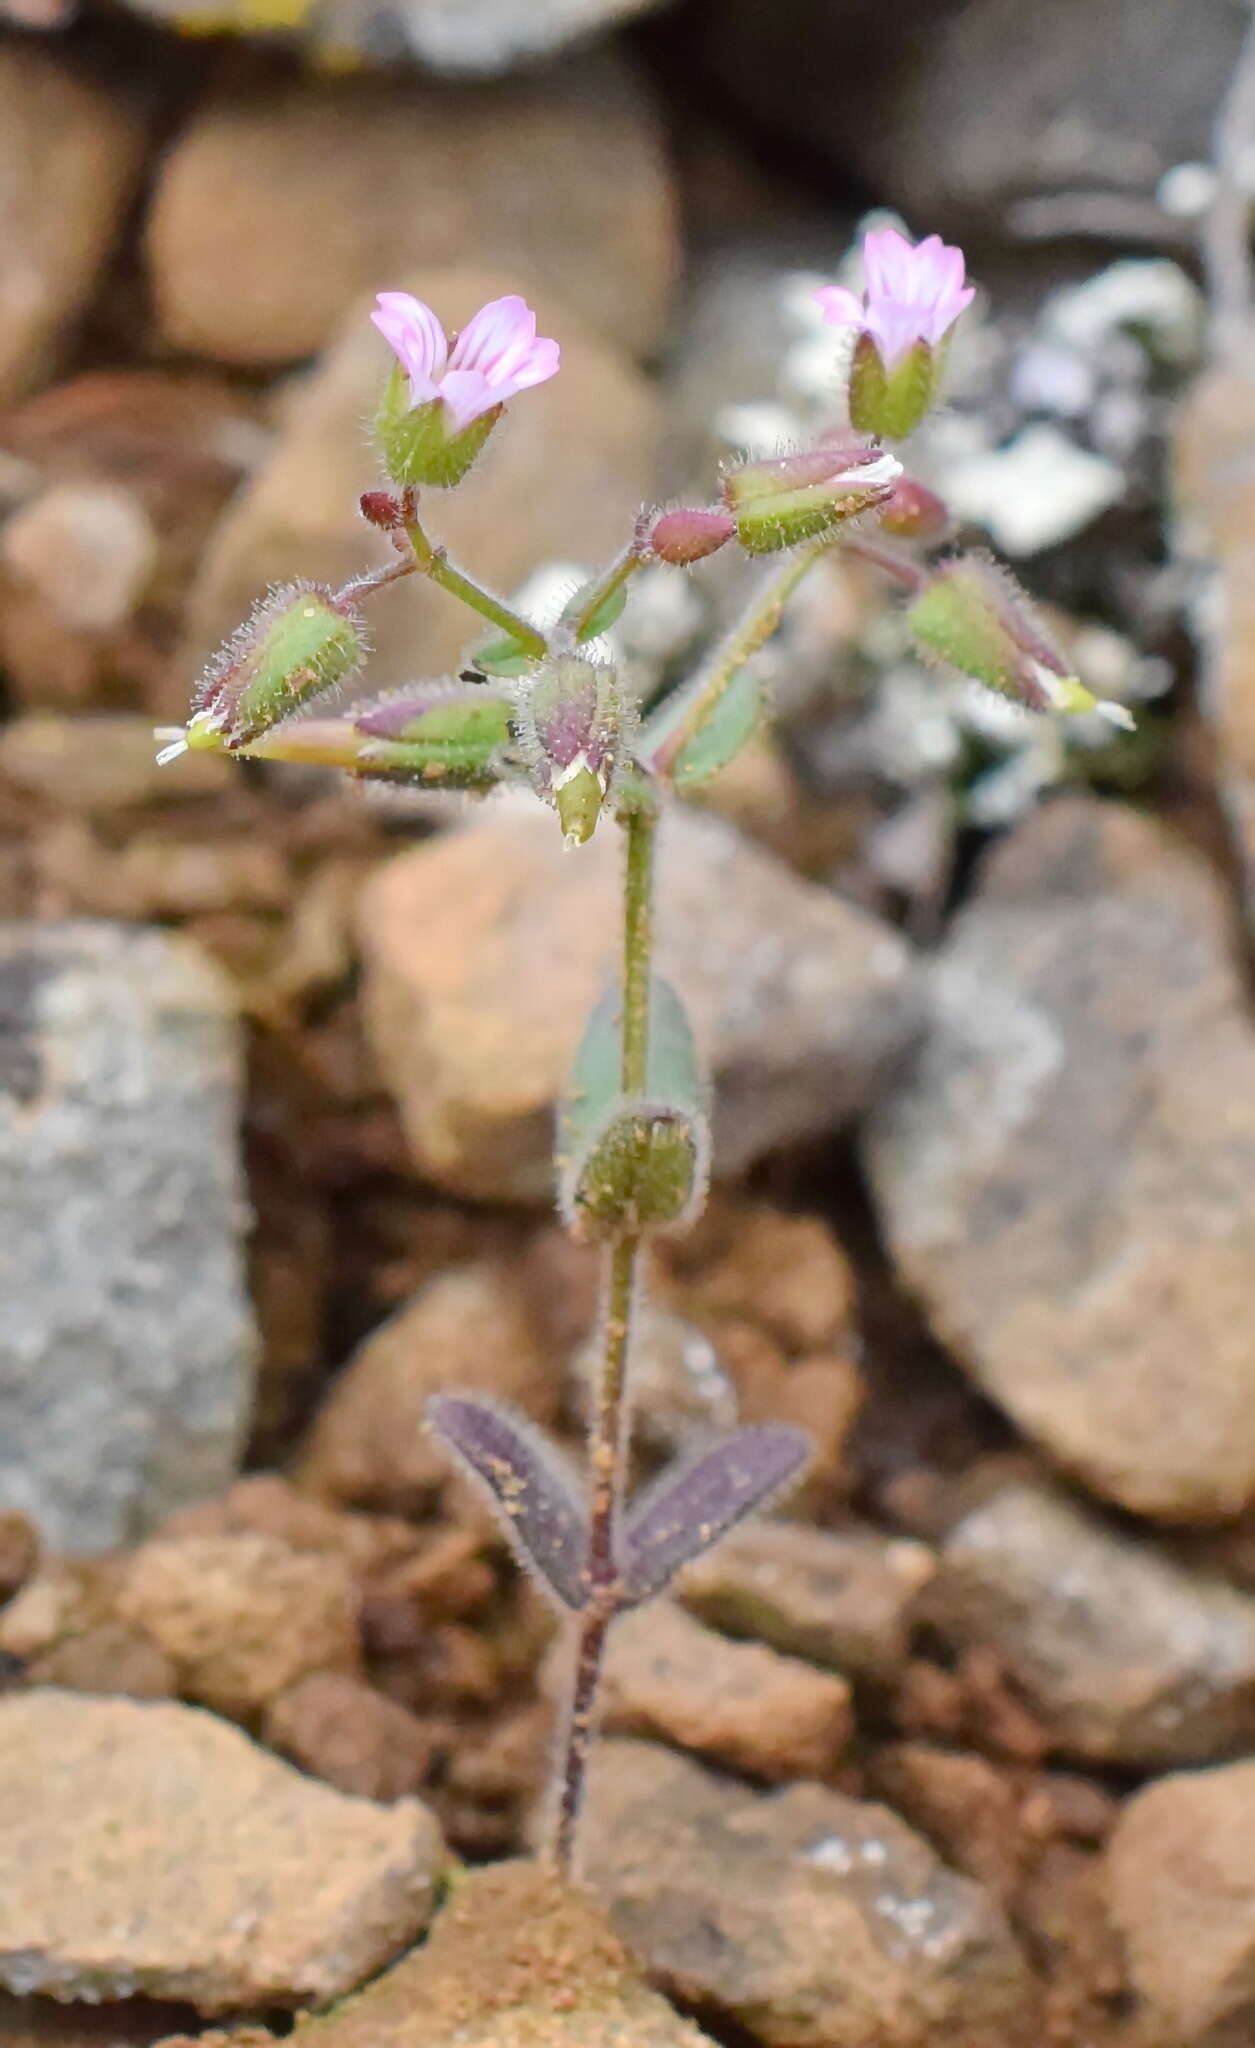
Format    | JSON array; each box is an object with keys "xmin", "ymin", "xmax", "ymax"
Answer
[
  {"xmin": 0, "ymin": 483, "xmax": 157, "ymax": 633},
  {"xmin": 0, "ymin": 1996, "xmax": 198, "ymax": 2047},
  {"xmin": 865, "ymin": 798, "xmax": 1255, "ymax": 1522},
  {"xmin": 1106, "ymin": 1761, "xmax": 1255, "ymax": 2044},
  {"xmin": 701, "ymin": 0, "xmax": 1246, "ymax": 244},
  {"xmin": 26, "ymin": 1621, "xmax": 176, "ymax": 1702},
  {"xmin": 360, "ymin": 804, "xmax": 918, "ymax": 1202},
  {"xmin": 189, "ymin": 1860, "xmax": 718, "ymax": 2048},
  {"xmin": 0, "ymin": 712, "xmax": 233, "ymax": 811},
  {"xmin": 363, "ymin": 0, "xmax": 673, "ymax": 72},
  {"xmin": 677, "ymin": 1519, "xmax": 935, "ymax": 1686},
  {"xmin": 1174, "ymin": 345, "xmax": 1255, "ymax": 923},
  {"xmin": 582, "ymin": 1738, "xmax": 1036, "ymax": 2048},
  {"xmin": 869, "ymin": 1745, "xmax": 1029, "ymax": 1905},
  {"xmin": 177, "ymin": 268, "xmax": 661, "ymax": 700},
  {"xmin": 146, "ymin": 56, "xmax": 674, "ymax": 366},
  {"xmin": 0, "ymin": 923, "xmax": 255, "ymax": 1552},
  {"xmin": 264, "ymin": 1671, "xmax": 438, "ymax": 1801},
  {"xmin": 941, "ymin": 425, "xmax": 1124, "ymax": 558},
  {"xmin": 0, "ymin": 47, "xmax": 150, "ymax": 403},
  {"xmin": 587, "ymin": 1600, "xmax": 853, "ymax": 1781},
  {"xmin": 0, "ymin": 1691, "xmax": 442, "ymax": 2010},
  {"xmin": 298, "ymin": 1259, "xmax": 557, "ymax": 1512},
  {"xmin": 927, "ymin": 1480, "xmax": 1255, "ymax": 1768},
  {"xmin": 0, "ymin": 1514, "xmax": 38, "ymax": 1607},
  {"xmin": 661, "ymin": 1198, "xmax": 858, "ymax": 1355},
  {"xmin": 114, "ymin": 1533, "xmax": 361, "ymax": 1719}
]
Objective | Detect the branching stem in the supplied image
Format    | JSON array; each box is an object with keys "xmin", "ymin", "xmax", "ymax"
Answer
[
  {"xmin": 403, "ymin": 511, "xmax": 549, "ymax": 660},
  {"xmin": 551, "ymin": 799, "xmax": 657, "ymax": 1877}
]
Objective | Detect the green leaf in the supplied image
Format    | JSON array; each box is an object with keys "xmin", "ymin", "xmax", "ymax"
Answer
[
  {"xmin": 564, "ymin": 577, "xmax": 629, "ymax": 642},
  {"xmin": 471, "ymin": 631, "xmax": 537, "ymax": 679},
  {"xmin": 636, "ymin": 666, "xmax": 763, "ymax": 788}
]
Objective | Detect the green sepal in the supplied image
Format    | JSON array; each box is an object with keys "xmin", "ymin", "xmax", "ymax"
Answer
[
  {"xmin": 848, "ymin": 333, "xmax": 937, "ymax": 442},
  {"xmin": 374, "ymin": 364, "xmax": 500, "ymax": 490},
  {"xmin": 558, "ymin": 977, "xmax": 710, "ymax": 1241},
  {"xmin": 195, "ymin": 586, "xmax": 366, "ymax": 749},
  {"xmin": 353, "ymin": 684, "xmax": 516, "ymax": 788}
]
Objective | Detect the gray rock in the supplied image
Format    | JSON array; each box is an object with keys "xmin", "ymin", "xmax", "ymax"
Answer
[
  {"xmin": 581, "ymin": 1739, "xmax": 1036, "ymax": 2048},
  {"xmin": 865, "ymin": 799, "xmax": 1255, "ymax": 1523},
  {"xmin": 359, "ymin": 804, "xmax": 920, "ymax": 1202},
  {"xmin": 125, "ymin": 0, "xmax": 669, "ymax": 71},
  {"xmin": 929, "ymin": 1480, "xmax": 1255, "ymax": 1767},
  {"xmin": 700, "ymin": 0, "xmax": 1247, "ymax": 244},
  {"xmin": 677, "ymin": 1517, "xmax": 936, "ymax": 1686},
  {"xmin": 1105, "ymin": 1760, "xmax": 1255, "ymax": 2047},
  {"xmin": 0, "ymin": 1691, "xmax": 442, "ymax": 2011},
  {"xmin": 0, "ymin": 922, "xmax": 255, "ymax": 1552}
]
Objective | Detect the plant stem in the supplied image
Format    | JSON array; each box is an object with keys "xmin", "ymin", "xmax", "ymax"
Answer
[
  {"xmin": 403, "ymin": 512, "xmax": 549, "ymax": 660},
  {"xmin": 552, "ymin": 799, "xmax": 657, "ymax": 1877},
  {"xmin": 638, "ymin": 536, "xmax": 832, "ymax": 774}
]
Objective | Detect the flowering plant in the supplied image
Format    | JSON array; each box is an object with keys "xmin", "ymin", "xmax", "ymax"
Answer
[{"xmin": 158, "ymin": 245, "xmax": 1130, "ymax": 1874}]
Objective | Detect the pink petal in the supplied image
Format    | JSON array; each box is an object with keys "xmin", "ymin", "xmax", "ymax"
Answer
[
  {"xmin": 450, "ymin": 295, "xmax": 537, "ymax": 378},
  {"xmin": 815, "ymin": 284, "xmax": 866, "ymax": 329},
  {"xmin": 371, "ymin": 292, "xmax": 447, "ymax": 391},
  {"xmin": 493, "ymin": 335, "xmax": 560, "ymax": 400},
  {"xmin": 438, "ymin": 368, "xmax": 499, "ymax": 432}
]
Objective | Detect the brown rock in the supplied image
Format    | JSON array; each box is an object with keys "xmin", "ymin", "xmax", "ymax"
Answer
[
  {"xmin": 866, "ymin": 799, "xmax": 1255, "ymax": 1522},
  {"xmin": 264, "ymin": 1670, "xmax": 437, "ymax": 1801},
  {"xmin": 661, "ymin": 1197, "xmax": 858, "ymax": 1354},
  {"xmin": 0, "ymin": 48, "xmax": 150, "ymax": 403},
  {"xmin": 114, "ymin": 1533, "xmax": 360, "ymax": 1719},
  {"xmin": 0, "ymin": 1512, "xmax": 37, "ymax": 1605},
  {"xmin": 0, "ymin": 712, "xmax": 232, "ymax": 811},
  {"xmin": 146, "ymin": 55, "xmax": 674, "ymax": 366},
  {"xmin": 0, "ymin": 1690, "xmax": 442, "ymax": 2010},
  {"xmin": 1175, "ymin": 347, "xmax": 1255, "ymax": 924},
  {"xmin": 360, "ymin": 804, "xmax": 918, "ymax": 1201},
  {"xmin": 583, "ymin": 1738, "xmax": 1037, "ymax": 2048},
  {"xmin": 870, "ymin": 1744, "xmax": 1028, "ymax": 1905},
  {"xmin": 926, "ymin": 1479, "xmax": 1255, "ymax": 1767},
  {"xmin": 588, "ymin": 1600, "xmax": 853, "ymax": 1782},
  {"xmin": 0, "ymin": 1996, "xmax": 198, "ymax": 2047},
  {"xmin": 1105, "ymin": 1760, "xmax": 1255, "ymax": 2046},
  {"xmin": 677, "ymin": 1518, "xmax": 935, "ymax": 1686},
  {"xmin": 299, "ymin": 1259, "xmax": 557, "ymax": 1513},
  {"xmin": 193, "ymin": 1859, "xmax": 717, "ymax": 2048},
  {"xmin": 1, "ymin": 483, "xmax": 157, "ymax": 633},
  {"xmin": 177, "ymin": 268, "xmax": 661, "ymax": 703},
  {"xmin": 27, "ymin": 1621, "xmax": 176, "ymax": 1702}
]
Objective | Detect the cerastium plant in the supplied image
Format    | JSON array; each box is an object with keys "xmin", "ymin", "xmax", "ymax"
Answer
[{"xmin": 158, "ymin": 236, "xmax": 1133, "ymax": 1876}]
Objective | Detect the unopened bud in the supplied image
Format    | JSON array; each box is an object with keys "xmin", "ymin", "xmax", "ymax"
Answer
[
  {"xmin": 639, "ymin": 506, "xmax": 737, "ymax": 566},
  {"xmin": 359, "ymin": 488, "xmax": 405, "ymax": 530},
  {"xmin": 878, "ymin": 476, "xmax": 952, "ymax": 542},
  {"xmin": 354, "ymin": 682, "xmax": 516, "ymax": 788},
  {"xmin": 721, "ymin": 442, "xmax": 901, "ymax": 555},
  {"xmin": 374, "ymin": 364, "xmax": 499, "ymax": 490},
  {"xmin": 848, "ymin": 332, "xmax": 940, "ymax": 442},
  {"xmin": 564, "ymin": 1099, "xmax": 708, "ymax": 1242},
  {"xmin": 517, "ymin": 653, "xmax": 623, "ymax": 846},
  {"xmin": 187, "ymin": 583, "xmax": 366, "ymax": 752},
  {"xmin": 908, "ymin": 556, "xmax": 1135, "ymax": 728}
]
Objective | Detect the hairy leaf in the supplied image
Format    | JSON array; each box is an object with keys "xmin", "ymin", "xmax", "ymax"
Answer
[
  {"xmin": 427, "ymin": 1394, "xmax": 588, "ymax": 1611},
  {"xmin": 620, "ymin": 1423, "xmax": 811, "ymax": 1606}
]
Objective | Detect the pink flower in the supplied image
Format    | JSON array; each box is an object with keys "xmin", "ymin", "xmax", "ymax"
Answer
[
  {"xmin": 816, "ymin": 229, "xmax": 974, "ymax": 369},
  {"xmin": 371, "ymin": 291, "xmax": 560, "ymax": 431}
]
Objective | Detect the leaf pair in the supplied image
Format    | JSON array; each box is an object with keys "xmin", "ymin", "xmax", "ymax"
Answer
[{"xmin": 427, "ymin": 1393, "xmax": 810, "ymax": 1614}]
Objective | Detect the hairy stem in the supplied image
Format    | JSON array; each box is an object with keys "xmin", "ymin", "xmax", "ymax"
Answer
[
  {"xmin": 552, "ymin": 800, "xmax": 657, "ymax": 1876},
  {"xmin": 403, "ymin": 512, "xmax": 549, "ymax": 660},
  {"xmin": 640, "ymin": 536, "xmax": 832, "ymax": 774}
]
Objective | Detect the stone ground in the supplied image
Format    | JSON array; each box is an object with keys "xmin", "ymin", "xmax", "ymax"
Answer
[{"xmin": 2, "ymin": 1, "xmax": 1255, "ymax": 2044}]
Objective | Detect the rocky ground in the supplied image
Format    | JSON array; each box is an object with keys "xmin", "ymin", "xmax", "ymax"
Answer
[{"xmin": 3, "ymin": 0, "xmax": 1255, "ymax": 2044}]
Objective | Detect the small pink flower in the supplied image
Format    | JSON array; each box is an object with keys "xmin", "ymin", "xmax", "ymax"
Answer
[
  {"xmin": 816, "ymin": 229, "xmax": 974, "ymax": 369},
  {"xmin": 371, "ymin": 291, "xmax": 560, "ymax": 431}
]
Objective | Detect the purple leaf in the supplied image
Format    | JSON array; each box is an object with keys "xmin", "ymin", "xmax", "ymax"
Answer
[
  {"xmin": 619, "ymin": 1423, "xmax": 811, "ymax": 1606},
  {"xmin": 426, "ymin": 1394, "xmax": 589, "ymax": 1612}
]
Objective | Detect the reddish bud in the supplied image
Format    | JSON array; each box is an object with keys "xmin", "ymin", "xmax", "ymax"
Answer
[
  {"xmin": 639, "ymin": 506, "xmax": 736, "ymax": 566},
  {"xmin": 878, "ymin": 477, "xmax": 952, "ymax": 542},
  {"xmin": 359, "ymin": 489, "xmax": 404, "ymax": 531}
]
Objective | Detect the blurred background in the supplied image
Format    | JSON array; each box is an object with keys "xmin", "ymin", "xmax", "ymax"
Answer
[{"xmin": 2, "ymin": 2, "xmax": 1255, "ymax": 2045}]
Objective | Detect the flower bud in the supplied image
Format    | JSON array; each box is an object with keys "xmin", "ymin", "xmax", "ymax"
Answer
[
  {"xmin": 189, "ymin": 583, "xmax": 367, "ymax": 752},
  {"xmin": 359, "ymin": 488, "xmax": 405, "ymax": 531},
  {"xmin": 638, "ymin": 506, "xmax": 737, "ymax": 566},
  {"xmin": 516, "ymin": 654, "xmax": 623, "ymax": 846},
  {"xmin": 239, "ymin": 683, "xmax": 517, "ymax": 789},
  {"xmin": 374, "ymin": 364, "xmax": 500, "ymax": 491},
  {"xmin": 877, "ymin": 476, "xmax": 952, "ymax": 542},
  {"xmin": 720, "ymin": 442, "xmax": 901, "ymax": 555},
  {"xmin": 908, "ymin": 556, "xmax": 1135, "ymax": 727}
]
